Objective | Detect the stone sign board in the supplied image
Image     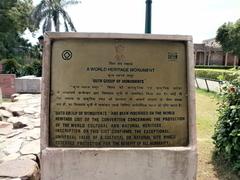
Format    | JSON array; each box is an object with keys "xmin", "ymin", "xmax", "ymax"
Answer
[
  {"xmin": 0, "ymin": 74, "xmax": 16, "ymax": 98},
  {"xmin": 41, "ymin": 33, "xmax": 197, "ymax": 180}
]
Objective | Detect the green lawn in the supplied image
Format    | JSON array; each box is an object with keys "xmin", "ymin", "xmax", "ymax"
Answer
[{"xmin": 196, "ymin": 89, "xmax": 239, "ymax": 180}]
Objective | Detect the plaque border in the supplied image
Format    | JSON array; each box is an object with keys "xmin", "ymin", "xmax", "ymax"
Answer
[{"xmin": 41, "ymin": 33, "xmax": 196, "ymax": 150}]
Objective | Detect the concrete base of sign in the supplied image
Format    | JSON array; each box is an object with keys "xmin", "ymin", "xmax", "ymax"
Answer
[{"xmin": 41, "ymin": 147, "xmax": 197, "ymax": 180}]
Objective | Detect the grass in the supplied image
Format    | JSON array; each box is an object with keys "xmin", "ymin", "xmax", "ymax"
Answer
[
  {"xmin": 196, "ymin": 89, "xmax": 219, "ymax": 140},
  {"xmin": 196, "ymin": 89, "xmax": 219, "ymax": 180},
  {"xmin": 1, "ymin": 98, "xmax": 14, "ymax": 105},
  {"xmin": 196, "ymin": 89, "xmax": 239, "ymax": 180},
  {"xmin": 2, "ymin": 98, "xmax": 11, "ymax": 102}
]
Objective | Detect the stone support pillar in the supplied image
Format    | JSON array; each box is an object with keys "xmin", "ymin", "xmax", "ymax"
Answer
[
  {"xmin": 207, "ymin": 50, "xmax": 211, "ymax": 66},
  {"xmin": 234, "ymin": 55, "xmax": 237, "ymax": 67},
  {"xmin": 224, "ymin": 53, "xmax": 228, "ymax": 66},
  {"xmin": 200, "ymin": 52, "xmax": 204, "ymax": 65},
  {"xmin": 194, "ymin": 51, "xmax": 197, "ymax": 65},
  {"xmin": 203, "ymin": 51, "xmax": 207, "ymax": 66}
]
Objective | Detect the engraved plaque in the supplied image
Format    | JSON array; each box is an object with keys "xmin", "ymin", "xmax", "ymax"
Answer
[{"xmin": 49, "ymin": 37, "xmax": 189, "ymax": 147}]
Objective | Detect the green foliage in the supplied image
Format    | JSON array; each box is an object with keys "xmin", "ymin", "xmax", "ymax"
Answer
[
  {"xmin": 0, "ymin": 33, "xmax": 38, "ymax": 60},
  {"xmin": 1, "ymin": 59, "xmax": 21, "ymax": 76},
  {"xmin": 20, "ymin": 60, "xmax": 42, "ymax": 77},
  {"xmin": 21, "ymin": 64, "xmax": 34, "ymax": 76},
  {"xmin": 0, "ymin": 0, "xmax": 14, "ymax": 33},
  {"xmin": 216, "ymin": 19, "xmax": 240, "ymax": 57},
  {"xmin": 195, "ymin": 65, "xmax": 234, "ymax": 70},
  {"xmin": 32, "ymin": 0, "xmax": 80, "ymax": 33},
  {"xmin": 0, "ymin": 0, "xmax": 34, "ymax": 33},
  {"xmin": 7, "ymin": 0, "xmax": 35, "ymax": 33},
  {"xmin": 1, "ymin": 59, "xmax": 42, "ymax": 77},
  {"xmin": 195, "ymin": 68, "xmax": 239, "ymax": 81},
  {"xmin": 31, "ymin": 60, "xmax": 42, "ymax": 77},
  {"xmin": 212, "ymin": 71, "xmax": 240, "ymax": 172},
  {"xmin": 0, "ymin": 0, "xmax": 37, "ymax": 61}
]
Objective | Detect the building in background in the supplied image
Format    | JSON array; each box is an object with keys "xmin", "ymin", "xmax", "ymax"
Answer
[{"xmin": 194, "ymin": 38, "xmax": 239, "ymax": 67}]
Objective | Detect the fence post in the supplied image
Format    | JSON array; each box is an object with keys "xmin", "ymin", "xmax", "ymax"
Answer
[
  {"xmin": 204, "ymin": 79, "xmax": 209, "ymax": 92},
  {"xmin": 195, "ymin": 78, "xmax": 199, "ymax": 88}
]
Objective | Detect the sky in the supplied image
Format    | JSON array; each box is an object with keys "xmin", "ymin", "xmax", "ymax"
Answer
[{"xmin": 24, "ymin": 0, "xmax": 240, "ymax": 44}]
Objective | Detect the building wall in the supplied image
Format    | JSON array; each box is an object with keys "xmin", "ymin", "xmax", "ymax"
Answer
[
  {"xmin": 227, "ymin": 54, "xmax": 235, "ymax": 66},
  {"xmin": 210, "ymin": 51, "xmax": 224, "ymax": 65}
]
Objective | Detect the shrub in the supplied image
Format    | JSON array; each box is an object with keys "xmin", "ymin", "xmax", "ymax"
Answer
[
  {"xmin": 20, "ymin": 64, "xmax": 34, "ymax": 76},
  {"xmin": 212, "ymin": 71, "xmax": 240, "ymax": 172},
  {"xmin": 195, "ymin": 65, "xmax": 234, "ymax": 69},
  {"xmin": 32, "ymin": 60, "xmax": 42, "ymax": 77},
  {"xmin": 1, "ymin": 59, "xmax": 21, "ymax": 76},
  {"xmin": 195, "ymin": 69, "xmax": 239, "ymax": 81},
  {"xmin": 0, "ymin": 59, "xmax": 42, "ymax": 77}
]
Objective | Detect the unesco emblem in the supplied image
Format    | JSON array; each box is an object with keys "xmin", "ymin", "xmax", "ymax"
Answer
[{"xmin": 62, "ymin": 50, "xmax": 72, "ymax": 60}]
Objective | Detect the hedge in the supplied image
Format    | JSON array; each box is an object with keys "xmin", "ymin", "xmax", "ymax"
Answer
[
  {"xmin": 195, "ymin": 68, "xmax": 239, "ymax": 81},
  {"xmin": 195, "ymin": 65, "xmax": 234, "ymax": 70}
]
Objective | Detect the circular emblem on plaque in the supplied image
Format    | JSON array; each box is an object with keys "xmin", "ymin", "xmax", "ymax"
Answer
[{"xmin": 62, "ymin": 50, "xmax": 72, "ymax": 60}]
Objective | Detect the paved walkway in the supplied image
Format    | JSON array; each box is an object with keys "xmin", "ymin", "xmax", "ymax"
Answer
[{"xmin": 0, "ymin": 94, "xmax": 41, "ymax": 180}]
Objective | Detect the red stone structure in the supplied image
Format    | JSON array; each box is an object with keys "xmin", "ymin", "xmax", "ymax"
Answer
[
  {"xmin": 0, "ymin": 74, "xmax": 16, "ymax": 98},
  {"xmin": 194, "ymin": 38, "xmax": 239, "ymax": 67}
]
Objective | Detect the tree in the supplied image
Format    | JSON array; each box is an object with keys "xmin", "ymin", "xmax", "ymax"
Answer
[
  {"xmin": 0, "ymin": 0, "xmax": 43, "ymax": 78},
  {"xmin": 0, "ymin": 0, "xmax": 35, "ymax": 60},
  {"xmin": 7, "ymin": 0, "xmax": 35, "ymax": 33},
  {"xmin": 32, "ymin": 0, "xmax": 80, "ymax": 33},
  {"xmin": 216, "ymin": 19, "xmax": 240, "ymax": 57},
  {"xmin": 0, "ymin": 0, "xmax": 34, "ymax": 33}
]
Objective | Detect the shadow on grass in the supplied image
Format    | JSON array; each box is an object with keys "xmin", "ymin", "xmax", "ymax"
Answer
[{"xmin": 211, "ymin": 151, "xmax": 240, "ymax": 180}]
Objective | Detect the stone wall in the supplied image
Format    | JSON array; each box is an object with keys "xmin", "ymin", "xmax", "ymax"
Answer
[
  {"xmin": 15, "ymin": 76, "xmax": 41, "ymax": 93},
  {"xmin": 210, "ymin": 51, "xmax": 224, "ymax": 65},
  {"xmin": 0, "ymin": 74, "xmax": 16, "ymax": 98}
]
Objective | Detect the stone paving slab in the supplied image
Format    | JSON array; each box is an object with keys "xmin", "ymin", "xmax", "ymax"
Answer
[
  {"xmin": 0, "ymin": 94, "xmax": 41, "ymax": 179},
  {"xmin": 0, "ymin": 159, "xmax": 39, "ymax": 179}
]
